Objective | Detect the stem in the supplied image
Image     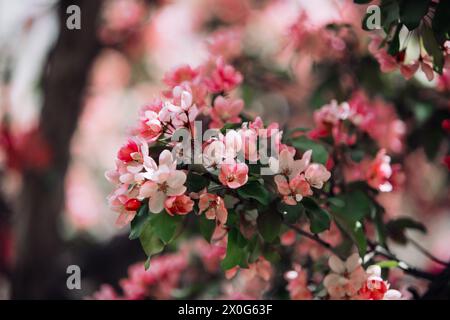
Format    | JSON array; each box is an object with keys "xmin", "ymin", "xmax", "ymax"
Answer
[
  {"xmin": 287, "ymin": 223, "xmax": 438, "ymax": 281},
  {"xmin": 285, "ymin": 223, "xmax": 346, "ymax": 260},
  {"xmin": 367, "ymin": 241, "xmax": 438, "ymax": 281},
  {"xmin": 406, "ymin": 236, "xmax": 450, "ymax": 267}
]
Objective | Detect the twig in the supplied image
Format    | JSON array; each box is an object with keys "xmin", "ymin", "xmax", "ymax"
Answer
[
  {"xmin": 287, "ymin": 223, "xmax": 438, "ymax": 281},
  {"xmin": 406, "ymin": 236, "xmax": 450, "ymax": 267},
  {"xmin": 367, "ymin": 241, "xmax": 438, "ymax": 281},
  {"xmin": 285, "ymin": 223, "xmax": 346, "ymax": 260}
]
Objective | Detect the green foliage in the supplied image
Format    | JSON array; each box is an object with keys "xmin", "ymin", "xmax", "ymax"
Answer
[
  {"xmin": 199, "ymin": 214, "xmax": 216, "ymax": 242},
  {"xmin": 330, "ymin": 190, "xmax": 375, "ymax": 256},
  {"xmin": 376, "ymin": 260, "xmax": 400, "ymax": 268},
  {"xmin": 131, "ymin": 207, "xmax": 184, "ymax": 268},
  {"xmin": 186, "ymin": 171, "xmax": 210, "ymax": 193},
  {"xmin": 291, "ymin": 136, "xmax": 329, "ymax": 165},
  {"xmin": 139, "ymin": 223, "xmax": 165, "ymax": 259},
  {"xmin": 152, "ymin": 212, "xmax": 183, "ymax": 244},
  {"xmin": 129, "ymin": 202, "xmax": 150, "ymax": 240},
  {"xmin": 257, "ymin": 210, "xmax": 282, "ymax": 243},
  {"xmin": 237, "ymin": 180, "xmax": 270, "ymax": 205},
  {"xmin": 422, "ymin": 26, "xmax": 445, "ymax": 73},
  {"xmin": 277, "ymin": 202, "xmax": 304, "ymax": 224},
  {"xmin": 302, "ymin": 198, "xmax": 331, "ymax": 233},
  {"xmin": 330, "ymin": 190, "xmax": 375, "ymax": 224},
  {"xmin": 221, "ymin": 228, "xmax": 249, "ymax": 270},
  {"xmin": 399, "ymin": 0, "xmax": 431, "ymax": 30}
]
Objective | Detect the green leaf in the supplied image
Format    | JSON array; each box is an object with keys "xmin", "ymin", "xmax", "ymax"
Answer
[
  {"xmin": 152, "ymin": 212, "xmax": 183, "ymax": 244},
  {"xmin": 335, "ymin": 216, "xmax": 367, "ymax": 257},
  {"xmin": 380, "ymin": 0, "xmax": 399, "ymax": 30},
  {"xmin": 186, "ymin": 172, "xmax": 210, "ymax": 193},
  {"xmin": 386, "ymin": 217, "xmax": 426, "ymax": 244},
  {"xmin": 144, "ymin": 257, "xmax": 151, "ymax": 270},
  {"xmin": 302, "ymin": 198, "xmax": 331, "ymax": 234},
  {"xmin": 399, "ymin": 0, "xmax": 431, "ymax": 30},
  {"xmin": 247, "ymin": 237, "xmax": 262, "ymax": 263},
  {"xmin": 350, "ymin": 149, "xmax": 365, "ymax": 163},
  {"xmin": 353, "ymin": 221, "xmax": 367, "ymax": 257},
  {"xmin": 257, "ymin": 210, "xmax": 282, "ymax": 243},
  {"xmin": 277, "ymin": 202, "xmax": 304, "ymax": 224},
  {"xmin": 129, "ymin": 202, "xmax": 150, "ymax": 240},
  {"xmin": 376, "ymin": 260, "xmax": 399, "ymax": 269},
  {"xmin": 139, "ymin": 223, "xmax": 165, "ymax": 257},
  {"xmin": 422, "ymin": 26, "xmax": 445, "ymax": 74},
  {"xmin": 221, "ymin": 228, "xmax": 248, "ymax": 270},
  {"xmin": 387, "ymin": 23, "xmax": 402, "ymax": 56},
  {"xmin": 263, "ymin": 248, "xmax": 281, "ymax": 263},
  {"xmin": 237, "ymin": 181, "xmax": 270, "ymax": 206},
  {"xmin": 330, "ymin": 190, "xmax": 374, "ymax": 224},
  {"xmin": 199, "ymin": 214, "xmax": 216, "ymax": 242},
  {"xmin": 291, "ymin": 136, "xmax": 328, "ymax": 165}
]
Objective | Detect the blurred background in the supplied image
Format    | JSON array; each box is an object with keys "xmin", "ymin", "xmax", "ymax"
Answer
[{"xmin": 0, "ymin": 0, "xmax": 449, "ymax": 299}]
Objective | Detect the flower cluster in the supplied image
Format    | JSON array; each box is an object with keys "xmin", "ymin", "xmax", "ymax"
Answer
[
  {"xmin": 323, "ymin": 254, "xmax": 402, "ymax": 300},
  {"xmin": 308, "ymin": 92, "xmax": 405, "ymax": 193},
  {"xmin": 91, "ymin": 251, "xmax": 188, "ymax": 300},
  {"xmin": 284, "ymin": 254, "xmax": 402, "ymax": 300}
]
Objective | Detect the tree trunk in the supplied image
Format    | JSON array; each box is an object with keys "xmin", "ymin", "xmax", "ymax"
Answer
[{"xmin": 12, "ymin": 0, "xmax": 102, "ymax": 299}]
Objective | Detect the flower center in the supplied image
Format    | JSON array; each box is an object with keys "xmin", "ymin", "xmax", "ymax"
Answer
[{"xmin": 158, "ymin": 182, "xmax": 169, "ymax": 193}]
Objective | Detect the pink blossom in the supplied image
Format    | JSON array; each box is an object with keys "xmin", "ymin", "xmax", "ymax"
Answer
[
  {"xmin": 207, "ymin": 28, "xmax": 242, "ymax": 60},
  {"xmin": 164, "ymin": 194, "xmax": 194, "ymax": 216},
  {"xmin": 309, "ymin": 100, "xmax": 356, "ymax": 145},
  {"xmin": 198, "ymin": 193, "xmax": 228, "ymax": 225},
  {"xmin": 163, "ymin": 64, "xmax": 199, "ymax": 88},
  {"xmin": 305, "ymin": 163, "xmax": 331, "ymax": 189},
  {"xmin": 138, "ymin": 150, "xmax": 187, "ymax": 213},
  {"xmin": 281, "ymin": 230, "xmax": 296, "ymax": 246},
  {"xmin": 163, "ymin": 87, "xmax": 199, "ymax": 129},
  {"xmin": 274, "ymin": 174, "xmax": 312, "ymax": 205},
  {"xmin": 119, "ymin": 253, "xmax": 188, "ymax": 300},
  {"xmin": 369, "ymin": 36, "xmax": 400, "ymax": 73},
  {"xmin": 366, "ymin": 149, "xmax": 393, "ymax": 192},
  {"xmin": 194, "ymin": 239, "xmax": 226, "ymax": 273},
  {"xmin": 117, "ymin": 139, "xmax": 139, "ymax": 162},
  {"xmin": 107, "ymin": 184, "xmax": 139, "ymax": 227},
  {"xmin": 136, "ymin": 107, "xmax": 163, "ymax": 143},
  {"xmin": 209, "ymin": 96, "xmax": 243, "ymax": 129},
  {"xmin": 285, "ymin": 264, "xmax": 313, "ymax": 300},
  {"xmin": 219, "ymin": 160, "xmax": 248, "ymax": 189},
  {"xmin": 323, "ymin": 253, "xmax": 367, "ymax": 299},
  {"xmin": 357, "ymin": 265, "xmax": 402, "ymax": 300},
  {"xmin": 269, "ymin": 149, "xmax": 311, "ymax": 179},
  {"xmin": 90, "ymin": 284, "xmax": 120, "ymax": 300},
  {"xmin": 205, "ymin": 57, "xmax": 243, "ymax": 93}
]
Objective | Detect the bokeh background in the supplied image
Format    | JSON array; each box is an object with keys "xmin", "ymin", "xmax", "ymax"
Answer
[{"xmin": 0, "ymin": 0, "xmax": 449, "ymax": 299}]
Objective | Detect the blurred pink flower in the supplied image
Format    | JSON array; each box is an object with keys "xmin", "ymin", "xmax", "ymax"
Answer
[
  {"xmin": 285, "ymin": 264, "xmax": 313, "ymax": 300},
  {"xmin": 209, "ymin": 96, "xmax": 243, "ymax": 129}
]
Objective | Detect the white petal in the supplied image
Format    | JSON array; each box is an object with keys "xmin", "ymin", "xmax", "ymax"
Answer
[
  {"xmin": 329, "ymin": 255, "xmax": 346, "ymax": 274},
  {"xmin": 366, "ymin": 265, "xmax": 381, "ymax": 277},
  {"xmin": 149, "ymin": 191, "xmax": 165, "ymax": 213},
  {"xmin": 159, "ymin": 150, "xmax": 174, "ymax": 168},
  {"xmin": 345, "ymin": 253, "xmax": 362, "ymax": 273},
  {"xmin": 383, "ymin": 289, "xmax": 402, "ymax": 300},
  {"xmin": 167, "ymin": 170, "xmax": 187, "ymax": 188}
]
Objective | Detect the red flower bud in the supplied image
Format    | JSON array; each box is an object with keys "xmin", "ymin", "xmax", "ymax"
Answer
[
  {"xmin": 117, "ymin": 139, "xmax": 139, "ymax": 162},
  {"xmin": 125, "ymin": 198, "xmax": 141, "ymax": 211}
]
